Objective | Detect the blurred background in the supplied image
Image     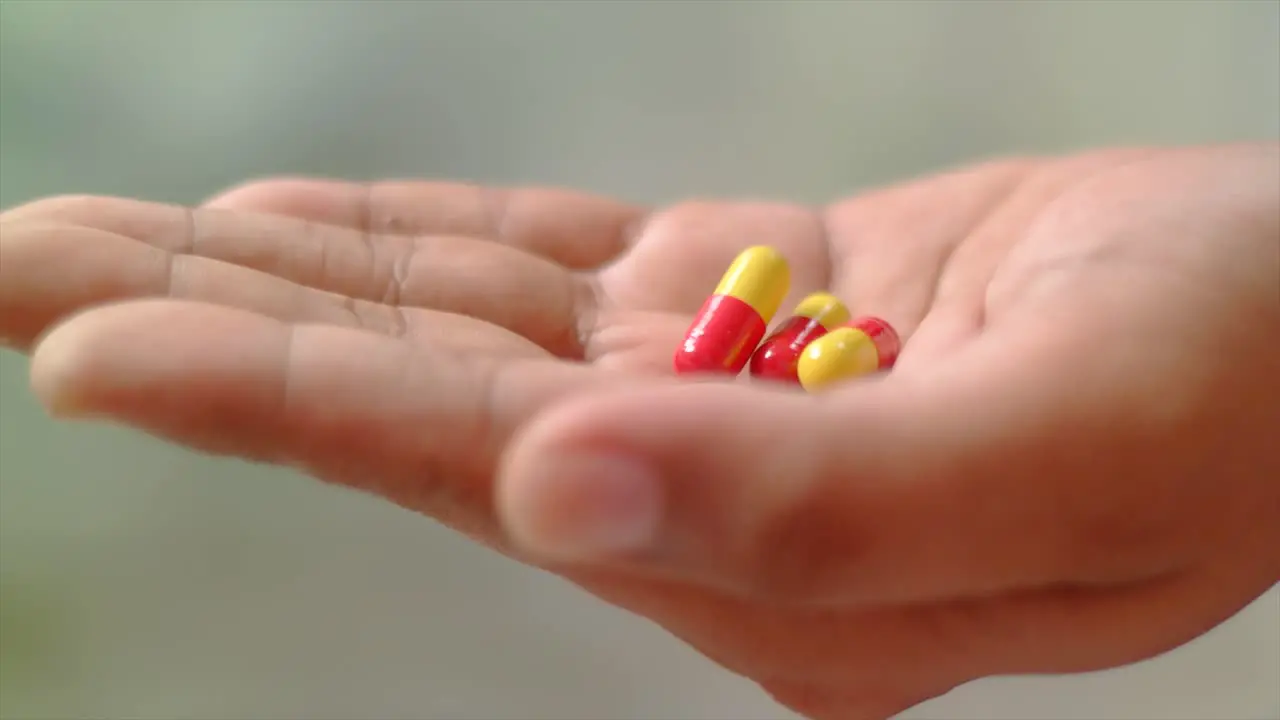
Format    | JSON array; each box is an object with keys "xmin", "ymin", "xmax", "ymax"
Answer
[{"xmin": 1, "ymin": 1, "xmax": 1277, "ymax": 718}]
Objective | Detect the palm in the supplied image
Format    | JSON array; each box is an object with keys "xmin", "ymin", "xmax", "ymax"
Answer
[
  {"xmin": 3, "ymin": 145, "xmax": 1274, "ymax": 718},
  {"xmin": 0, "ymin": 159, "xmax": 1032, "ymax": 530}
]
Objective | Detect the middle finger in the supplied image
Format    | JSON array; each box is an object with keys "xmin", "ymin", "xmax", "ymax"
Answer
[
  {"xmin": 0, "ymin": 222, "xmax": 545, "ymax": 358},
  {"xmin": 3, "ymin": 196, "xmax": 584, "ymax": 356}
]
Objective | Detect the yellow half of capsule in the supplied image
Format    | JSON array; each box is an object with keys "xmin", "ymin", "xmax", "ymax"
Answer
[
  {"xmin": 791, "ymin": 291, "xmax": 850, "ymax": 328},
  {"xmin": 712, "ymin": 246, "xmax": 791, "ymax": 322},
  {"xmin": 797, "ymin": 327, "xmax": 880, "ymax": 391}
]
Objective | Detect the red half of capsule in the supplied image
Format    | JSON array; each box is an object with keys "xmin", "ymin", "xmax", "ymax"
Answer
[
  {"xmin": 673, "ymin": 294, "xmax": 769, "ymax": 375},
  {"xmin": 851, "ymin": 316, "xmax": 901, "ymax": 369},
  {"xmin": 747, "ymin": 316, "xmax": 831, "ymax": 383}
]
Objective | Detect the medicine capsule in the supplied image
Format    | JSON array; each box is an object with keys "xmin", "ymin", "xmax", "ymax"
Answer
[
  {"xmin": 797, "ymin": 315, "xmax": 901, "ymax": 392},
  {"xmin": 748, "ymin": 291, "xmax": 851, "ymax": 384},
  {"xmin": 673, "ymin": 246, "xmax": 791, "ymax": 375}
]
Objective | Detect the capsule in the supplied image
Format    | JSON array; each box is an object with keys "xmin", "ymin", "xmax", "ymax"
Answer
[
  {"xmin": 748, "ymin": 292, "xmax": 851, "ymax": 384},
  {"xmin": 673, "ymin": 246, "xmax": 791, "ymax": 375},
  {"xmin": 796, "ymin": 315, "xmax": 901, "ymax": 392}
]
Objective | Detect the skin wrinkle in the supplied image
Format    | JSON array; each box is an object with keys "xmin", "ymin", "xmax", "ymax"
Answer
[
  {"xmin": 374, "ymin": 232, "xmax": 416, "ymax": 339},
  {"xmin": 393, "ymin": 351, "xmax": 507, "ymax": 535},
  {"xmin": 480, "ymin": 185, "xmax": 512, "ymax": 248},
  {"xmin": 983, "ymin": 149, "xmax": 1166, "ymax": 321},
  {"xmin": 387, "ymin": 241, "xmax": 413, "ymax": 307},
  {"xmin": 358, "ymin": 199, "xmax": 387, "ymax": 307},
  {"xmin": 179, "ymin": 204, "xmax": 199, "ymax": 255},
  {"xmin": 816, "ymin": 176, "xmax": 984, "ymax": 353},
  {"xmin": 341, "ymin": 295, "xmax": 405, "ymax": 340},
  {"xmin": 160, "ymin": 241, "xmax": 181, "ymax": 302},
  {"xmin": 574, "ymin": 272, "xmax": 606, "ymax": 362},
  {"xmin": 368, "ymin": 185, "xmax": 610, "ymax": 358},
  {"xmin": 362, "ymin": 181, "xmax": 406, "ymax": 236},
  {"xmin": 578, "ymin": 208, "xmax": 655, "ymax": 362},
  {"xmin": 563, "ymin": 272, "xmax": 594, "ymax": 361},
  {"xmin": 161, "ymin": 205, "xmax": 200, "ymax": 301},
  {"xmin": 359, "ymin": 180, "xmax": 377, "ymax": 238},
  {"xmin": 336, "ymin": 293, "xmax": 362, "ymax": 332},
  {"xmin": 387, "ymin": 304, "xmax": 411, "ymax": 340},
  {"xmin": 370, "ymin": 230, "xmax": 414, "ymax": 339},
  {"xmin": 542, "ymin": 262, "xmax": 581, "ymax": 359},
  {"xmin": 305, "ymin": 213, "xmax": 337, "ymax": 300},
  {"xmin": 923, "ymin": 162, "xmax": 1035, "ymax": 336}
]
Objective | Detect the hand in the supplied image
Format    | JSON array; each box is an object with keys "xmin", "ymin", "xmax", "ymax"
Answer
[{"xmin": 2, "ymin": 144, "xmax": 1277, "ymax": 719}]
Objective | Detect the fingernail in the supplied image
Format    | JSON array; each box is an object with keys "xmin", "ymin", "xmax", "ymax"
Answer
[{"xmin": 506, "ymin": 452, "xmax": 662, "ymax": 562}]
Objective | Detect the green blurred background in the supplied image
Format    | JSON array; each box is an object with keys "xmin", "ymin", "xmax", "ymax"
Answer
[{"xmin": 1, "ymin": 1, "xmax": 1277, "ymax": 718}]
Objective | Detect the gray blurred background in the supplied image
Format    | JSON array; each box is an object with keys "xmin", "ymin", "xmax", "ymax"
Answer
[{"xmin": 1, "ymin": 1, "xmax": 1277, "ymax": 718}]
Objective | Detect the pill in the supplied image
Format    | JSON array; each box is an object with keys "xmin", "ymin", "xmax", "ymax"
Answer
[
  {"xmin": 748, "ymin": 291, "xmax": 851, "ymax": 384},
  {"xmin": 673, "ymin": 246, "xmax": 791, "ymax": 375},
  {"xmin": 797, "ymin": 315, "xmax": 901, "ymax": 392}
]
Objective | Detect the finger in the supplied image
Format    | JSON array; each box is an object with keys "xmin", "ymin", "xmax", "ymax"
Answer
[
  {"xmin": 0, "ymin": 223, "xmax": 545, "ymax": 357},
  {"xmin": 3, "ymin": 197, "xmax": 585, "ymax": 356},
  {"xmin": 203, "ymin": 178, "xmax": 646, "ymax": 270},
  {"xmin": 30, "ymin": 299, "xmax": 612, "ymax": 541},
  {"xmin": 497, "ymin": 317, "xmax": 1206, "ymax": 606}
]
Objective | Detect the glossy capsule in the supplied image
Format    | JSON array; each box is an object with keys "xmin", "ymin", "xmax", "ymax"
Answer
[
  {"xmin": 748, "ymin": 292, "xmax": 851, "ymax": 384},
  {"xmin": 797, "ymin": 315, "xmax": 901, "ymax": 392},
  {"xmin": 673, "ymin": 246, "xmax": 791, "ymax": 375}
]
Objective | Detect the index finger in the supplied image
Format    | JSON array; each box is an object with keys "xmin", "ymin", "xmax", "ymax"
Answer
[{"xmin": 204, "ymin": 179, "xmax": 648, "ymax": 270}]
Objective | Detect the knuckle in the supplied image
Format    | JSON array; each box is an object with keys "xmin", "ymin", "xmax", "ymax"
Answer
[
  {"xmin": 381, "ymin": 235, "xmax": 416, "ymax": 306},
  {"xmin": 477, "ymin": 185, "xmax": 511, "ymax": 242},
  {"xmin": 368, "ymin": 180, "xmax": 482, "ymax": 236},
  {"xmin": 339, "ymin": 296, "xmax": 410, "ymax": 339}
]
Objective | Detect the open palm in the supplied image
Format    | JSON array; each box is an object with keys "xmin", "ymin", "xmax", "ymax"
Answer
[
  {"xmin": 0, "ymin": 154, "xmax": 1031, "ymax": 530},
  {"xmin": 2, "ymin": 144, "xmax": 1276, "ymax": 719}
]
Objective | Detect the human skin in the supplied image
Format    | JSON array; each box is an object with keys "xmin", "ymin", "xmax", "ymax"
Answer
[{"xmin": 0, "ymin": 144, "xmax": 1277, "ymax": 719}]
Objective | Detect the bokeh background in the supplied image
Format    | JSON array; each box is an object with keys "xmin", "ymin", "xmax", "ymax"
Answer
[{"xmin": 1, "ymin": 1, "xmax": 1278, "ymax": 718}]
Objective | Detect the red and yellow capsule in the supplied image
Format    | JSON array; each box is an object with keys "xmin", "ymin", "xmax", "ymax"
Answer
[
  {"xmin": 748, "ymin": 291, "xmax": 850, "ymax": 384},
  {"xmin": 673, "ymin": 246, "xmax": 791, "ymax": 375},
  {"xmin": 796, "ymin": 315, "xmax": 901, "ymax": 392}
]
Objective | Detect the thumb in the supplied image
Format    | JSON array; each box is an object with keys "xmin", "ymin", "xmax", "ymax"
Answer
[
  {"xmin": 496, "ymin": 370, "xmax": 1023, "ymax": 606},
  {"xmin": 496, "ymin": 321, "xmax": 1148, "ymax": 608}
]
